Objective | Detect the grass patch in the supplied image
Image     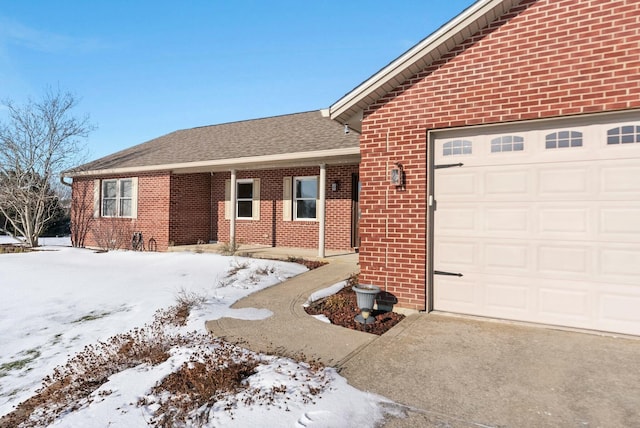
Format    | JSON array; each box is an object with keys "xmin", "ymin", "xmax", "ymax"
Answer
[
  {"xmin": 72, "ymin": 311, "xmax": 112, "ymax": 323},
  {"xmin": 0, "ymin": 349, "xmax": 41, "ymax": 378}
]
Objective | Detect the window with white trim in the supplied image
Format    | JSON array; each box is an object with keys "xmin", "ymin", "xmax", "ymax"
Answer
[
  {"xmin": 224, "ymin": 178, "xmax": 260, "ymax": 221},
  {"xmin": 443, "ymin": 140, "xmax": 472, "ymax": 156},
  {"xmin": 491, "ymin": 135, "xmax": 524, "ymax": 152},
  {"xmin": 545, "ymin": 131, "xmax": 583, "ymax": 149},
  {"xmin": 294, "ymin": 176, "xmax": 317, "ymax": 220},
  {"xmin": 236, "ymin": 179, "xmax": 254, "ymax": 219},
  {"xmin": 102, "ymin": 178, "xmax": 133, "ymax": 217},
  {"xmin": 607, "ymin": 125, "xmax": 640, "ymax": 145}
]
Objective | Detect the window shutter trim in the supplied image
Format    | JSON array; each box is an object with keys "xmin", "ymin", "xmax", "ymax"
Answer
[
  {"xmin": 252, "ymin": 178, "xmax": 260, "ymax": 221},
  {"xmin": 131, "ymin": 177, "xmax": 138, "ymax": 218},
  {"xmin": 224, "ymin": 179, "xmax": 231, "ymax": 220},
  {"xmin": 283, "ymin": 177, "xmax": 292, "ymax": 221},
  {"xmin": 93, "ymin": 179, "xmax": 100, "ymax": 218}
]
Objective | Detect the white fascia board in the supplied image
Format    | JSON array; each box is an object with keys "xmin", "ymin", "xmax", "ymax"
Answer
[
  {"xmin": 329, "ymin": 0, "xmax": 515, "ymax": 122},
  {"xmin": 63, "ymin": 147, "xmax": 360, "ymax": 177}
]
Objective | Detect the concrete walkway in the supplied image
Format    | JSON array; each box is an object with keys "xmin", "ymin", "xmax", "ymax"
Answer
[
  {"xmin": 205, "ymin": 253, "xmax": 377, "ymax": 367},
  {"xmin": 206, "ymin": 254, "xmax": 640, "ymax": 427}
]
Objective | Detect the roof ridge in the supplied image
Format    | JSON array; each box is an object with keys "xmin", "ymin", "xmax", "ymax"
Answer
[{"xmin": 183, "ymin": 109, "xmax": 324, "ymax": 132}]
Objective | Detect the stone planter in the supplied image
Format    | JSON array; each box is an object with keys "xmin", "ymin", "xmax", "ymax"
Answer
[
  {"xmin": 353, "ymin": 284, "xmax": 380, "ymax": 324},
  {"xmin": 375, "ymin": 291, "xmax": 398, "ymax": 312}
]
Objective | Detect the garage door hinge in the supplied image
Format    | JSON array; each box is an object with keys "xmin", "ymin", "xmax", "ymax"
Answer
[
  {"xmin": 434, "ymin": 270, "xmax": 464, "ymax": 277},
  {"xmin": 434, "ymin": 162, "xmax": 464, "ymax": 169}
]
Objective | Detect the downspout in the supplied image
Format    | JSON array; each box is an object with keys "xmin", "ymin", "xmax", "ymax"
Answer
[
  {"xmin": 60, "ymin": 176, "xmax": 72, "ymax": 187},
  {"xmin": 318, "ymin": 163, "xmax": 326, "ymax": 258}
]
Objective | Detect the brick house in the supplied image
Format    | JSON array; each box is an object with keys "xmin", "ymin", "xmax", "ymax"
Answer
[
  {"xmin": 329, "ymin": 0, "xmax": 640, "ymax": 335},
  {"xmin": 64, "ymin": 111, "xmax": 360, "ymax": 256}
]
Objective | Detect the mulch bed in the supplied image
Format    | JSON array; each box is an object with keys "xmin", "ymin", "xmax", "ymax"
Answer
[{"xmin": 304, "ymin": 285, "xmax": 405, "ymax": 336}]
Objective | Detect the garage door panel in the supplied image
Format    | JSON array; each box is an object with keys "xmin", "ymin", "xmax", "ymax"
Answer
[
  {"xmin": 538, "ymin": 284, "xmax": 591, "ymax": 321},
  {"xmin": 436, "ymin": 241, "xmax": 477, "ymax": 268},
  {"xmin": 600, "ymin": 205, "xmax": 640, "ymax": 238},
  {"xmin": 436, "ymin": 172, "xmax": 476, "ymax": 197},
  {"xmin": 433, "ymin": 116, "xmax": 640, "ymax": 336},
  {"xmin": 600, "ymin": 165, "xmax": 640, "ymax": 196},
  {"xmin": 598, "ymin": 286, "xmax": 640, "ymax": 336},
  {"xmin": 485, "ymin": 208, "xmax": 530, "ymax": 233},
  {"xmin": 538, "ymin": 206, "xmax": 590, "ymax": 235},
  {"xmin": 436, "ymin": 277, "xmax": 478, "ymax": 308},
  {"xmin": 538, "ymin": 167, "xmax": 590, "ymax": 196},
  {"xmin": 538, "ymin": 245, "xmax": 590, "ymax": 275},
  {"xmin": 599, "ymin": 246, "xmax": 640, "ymax": 279},
  {"xmin": 436, "ymin": 207, "xmax": 477, "ymax": 233},
  {"xmin": 485, "ymin": 243, "xmax": 529, "ymax": 272},
  {"xmin": 485, "ymin": 282, "xmax": 529, "ymax": 313},
  {"xmin": 485, "ymin": 170, "xmax": 529, "ymax": 195}
]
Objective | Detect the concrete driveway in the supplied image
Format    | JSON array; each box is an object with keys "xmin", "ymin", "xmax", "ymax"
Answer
[{"xmin": 340, "ymin": 313, "xmax": 640, "ymax": 427}]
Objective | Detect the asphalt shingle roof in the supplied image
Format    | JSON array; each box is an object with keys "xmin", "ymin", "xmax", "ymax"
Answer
[{"xmin": 68, "ymin": 110, "xmax": 359, "ymax": 174}]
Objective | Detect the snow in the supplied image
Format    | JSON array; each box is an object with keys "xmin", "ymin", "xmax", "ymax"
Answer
[{"xmin": 0, "ymin": 237, "xmax": 394, "ymax": 427}]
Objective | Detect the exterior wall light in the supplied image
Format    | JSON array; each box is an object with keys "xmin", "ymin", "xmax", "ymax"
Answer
[{"xmin": 390, "ymin": 163, "xmax": 404, "ymax": 187}]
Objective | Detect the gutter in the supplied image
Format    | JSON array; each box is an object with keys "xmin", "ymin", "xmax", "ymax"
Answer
[{"xmin": 63, "ymin": 147, "xmax": 361, "ymax": 178}]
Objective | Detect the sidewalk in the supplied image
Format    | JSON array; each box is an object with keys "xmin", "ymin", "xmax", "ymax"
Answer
[
  {"xmin": 205, "ymin": 253, "xmax": 376, "ymax": 367},
  {"xmin": 206, "ymin": 252, "xmax": 640, "ymax": 427}
]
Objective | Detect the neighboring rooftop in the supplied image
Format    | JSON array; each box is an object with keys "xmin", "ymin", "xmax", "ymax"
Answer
[{"xmin": 65, "ymin": 110, "xmax": 360, "ymax": 176}]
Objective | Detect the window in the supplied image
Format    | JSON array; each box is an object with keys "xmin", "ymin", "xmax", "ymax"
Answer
[
  {"xmin": 443, "ymin": 140, "xmax": 472, "ymax": 156},
  {"xmin": 101, "ymin": 178, "xmax": 133, "ymax": 217},
  {"xmin": 294, "ymin": 176, "xmax": 317, "ymax": 220},
  {"xmin": 545, "ymin": 131, "xmax": 583, "ymax": 149},
  {"xmin": 607, "ymin": 125, "xmax": 640, "ymax": 145},
  {"xmin": 491, "ymin": 135, "xmax": 524, "ymax": 152},
  {"xmin": 224, "ymin": 178, "xmax": 260, "ymax": 220},
  {"xmin": 236, "ymin": 180, "xmax": 253, "ymax": 219}
]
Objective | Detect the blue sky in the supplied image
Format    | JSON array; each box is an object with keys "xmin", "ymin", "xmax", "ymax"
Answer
[{"xmin": 0, "ymin": 1, "xmax": 476, "ymax": 161}]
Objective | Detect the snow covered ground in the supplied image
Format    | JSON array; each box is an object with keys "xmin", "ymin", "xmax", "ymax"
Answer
[{"xmin": 0, "ymin": 237, "xmax": 395, "ymax": 427}]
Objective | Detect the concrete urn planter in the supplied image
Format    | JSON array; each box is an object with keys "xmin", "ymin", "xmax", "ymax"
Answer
[{"xmin": 353, "ymin": 284, "xmax": 380, "ymax": 324}]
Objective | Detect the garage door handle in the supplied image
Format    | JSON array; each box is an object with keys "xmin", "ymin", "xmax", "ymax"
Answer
[{"xmin": 434, "ymin": 270, "xmax": 463, "ymax": 277}]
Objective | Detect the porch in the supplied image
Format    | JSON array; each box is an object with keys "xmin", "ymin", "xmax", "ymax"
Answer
[{"xmin": 167, "ymin": 242, "xmax": 358, "ymax": 262}]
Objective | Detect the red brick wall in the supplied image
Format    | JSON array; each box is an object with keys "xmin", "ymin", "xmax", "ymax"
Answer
[
  {"xmin": 358, "ymin": 0, "xmax": 640, "ymax": 310},
  {"xmin": 213, "ymin": 165, "xmax": 358, "ymax": 250},
  {"xmin": 169, "ymin": 173, "xmax": 211, "ymax": 246},
  {"xmin": 72, "ymin": 172, "xmax": 172, "ymax": 251},
  {"xmin": 72, "ymin": 165, "xmax": 357, "ymax": 252}
]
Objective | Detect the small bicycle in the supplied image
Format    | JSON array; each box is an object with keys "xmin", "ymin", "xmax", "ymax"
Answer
[{"xmin": 131, "ymin": 231, "xmax": 145, "ymax": 251}]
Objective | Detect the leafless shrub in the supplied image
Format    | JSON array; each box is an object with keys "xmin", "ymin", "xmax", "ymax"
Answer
[
  {"xmin": 226, "ymin": 260, "xmax": 249, "ymax": 278},
  {"xmin": 154, "ymin": 289, "xmax": 208, "ymax": 326},
  {"xmin": 218, "ymin": 241, "xmax": 238, "ymax": 256},
  {"xmin": 91, "ymin": 219, "xmax": 134, "ymax": 251},
  {"xmin": 2, "ymin": 311, "xmax": 194, "ymax": 427},
  {"xmin": 1, "ymin": 301, "xmax": 331, "ymax": 428}
]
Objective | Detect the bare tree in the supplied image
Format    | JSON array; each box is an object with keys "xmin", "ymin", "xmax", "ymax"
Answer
[{"xmin": 0, "ymin": 89, "xmax": 94, "ymax": 247}]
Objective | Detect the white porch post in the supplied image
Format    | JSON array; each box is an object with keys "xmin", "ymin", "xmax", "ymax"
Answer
[
  {"xmin": 230, "ymin": 169, "xmax": 237, "ymax": 248},
  {"xmin": 318, "ymin": 163, "xmax": 326, "ymax": 258}
]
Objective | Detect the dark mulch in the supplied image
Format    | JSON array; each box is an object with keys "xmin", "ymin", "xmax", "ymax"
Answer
[{"xmin": 304, "ymin": 285, "xmax": 405, "ymax": 335}]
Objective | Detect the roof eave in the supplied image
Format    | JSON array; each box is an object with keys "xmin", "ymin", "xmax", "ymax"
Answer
[
  {"xmin": 62, "ymin": 147, "xmax": 361, "ymax": 178},
  {"xmin": 329, "ymin": 0, "xmax": 522, "ymax": 127}
]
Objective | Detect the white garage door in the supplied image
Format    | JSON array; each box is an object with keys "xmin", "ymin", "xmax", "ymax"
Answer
[{"xmin": 433, "ymin": 113, "xmax": 640, "ymax": 336}]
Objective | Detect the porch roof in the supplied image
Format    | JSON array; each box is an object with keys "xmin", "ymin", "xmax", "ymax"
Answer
[{"xmin": 64, "ymin": 110, "xmax": 360, "ymax": 177}]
